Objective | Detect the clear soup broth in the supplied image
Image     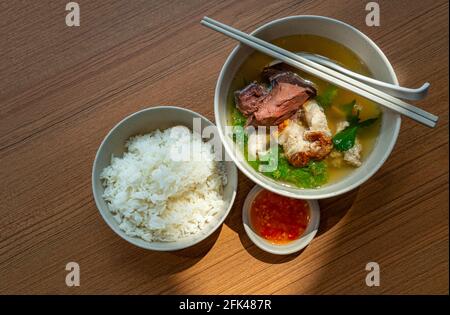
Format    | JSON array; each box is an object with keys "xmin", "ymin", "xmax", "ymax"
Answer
[{"xmin": 227, "ymin": 35, "xmax": 381, "ymax": 187}]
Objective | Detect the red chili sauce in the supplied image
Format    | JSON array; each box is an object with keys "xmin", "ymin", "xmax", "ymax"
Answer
[{"xmin": 250, "ymin": 190, "xmax": 310, "ymax": 244}]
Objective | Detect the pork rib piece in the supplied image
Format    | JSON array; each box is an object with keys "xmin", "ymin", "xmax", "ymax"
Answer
[{"xmin": 276, "ymin": 100, "xmax": 333, "ymax": 167}]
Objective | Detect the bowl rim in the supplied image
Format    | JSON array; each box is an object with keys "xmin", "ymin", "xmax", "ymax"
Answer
[
  {"xmin": 242, "ymin": 185, "xmax": 320, "ymax": 255},
  {"xmin": 92, "ymin": 105, "xmax": 238, "ymax": 251},
  {"xmin": 214, "ymin": 15, "xmax": 401, "ymax": 199}
]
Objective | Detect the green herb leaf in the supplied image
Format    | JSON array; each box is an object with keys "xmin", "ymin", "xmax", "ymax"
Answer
[
  {"xmin": 358, "ymin": 117, "xmax": 378, "ymax": 128},
  {"xmin": 348, "ymin": 109, "xmax": 360, "ymax": 126},
  {"xmin": 316, "ymin": 85, "xmax": 338, "ymax": 108},
  {"xmin": 332, "ymin": 125, "xmax": 358, "ymax": 151}
]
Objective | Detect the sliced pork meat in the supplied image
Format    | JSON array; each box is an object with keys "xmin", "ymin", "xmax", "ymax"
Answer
[
  {"xmin": 234, "ymin": 82, "xmax": 268, "ymax": 117},
  {"xmin": 261, "ymin": 63, "xmax": 297, "ymax": 80},
  {"xmin": 234, "ymin": 68, "xmax": 317, "ymax": 127},
  {"xmin": 253, "ymin": 80, "xmax": 315, "ymax": 126},
  {"xmin": 263, "ymin": 66, "xmax": 316, "ymax": 94}
]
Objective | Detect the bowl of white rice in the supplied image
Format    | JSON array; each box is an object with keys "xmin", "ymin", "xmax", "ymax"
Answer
[{"xmin": 92, "ymin": 106, "xmax": 238, "ymax": 251}]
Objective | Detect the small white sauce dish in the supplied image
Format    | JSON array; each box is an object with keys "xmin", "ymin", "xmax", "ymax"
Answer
[{"xmin": 242, "ymin": 185, "xmax": 320, "ymax": 255}]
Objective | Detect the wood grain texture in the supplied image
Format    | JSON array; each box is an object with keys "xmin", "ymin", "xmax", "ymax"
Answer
[{"xmin": 0, "ymin": 0, "xmax": 448, "ymax": 294}]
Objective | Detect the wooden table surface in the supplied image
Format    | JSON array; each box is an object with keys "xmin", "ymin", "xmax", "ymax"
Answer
[{"xmin": 0, "ymin": 0, "xmax": 448, "ymax": 295}]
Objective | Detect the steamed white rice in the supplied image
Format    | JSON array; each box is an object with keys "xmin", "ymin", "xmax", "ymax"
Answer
[{"xmin": 100, "ymin": 126, "xmax": 227, "ymax": 242}]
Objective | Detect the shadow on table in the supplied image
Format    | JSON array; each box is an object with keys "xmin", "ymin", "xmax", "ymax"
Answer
[
  {"xmin": 224, "ymin": 175, "xmax": 359, "ymax": 264},
  {"xmin": 115, "ymin": 225, "xmax": 221, "ymax": 282},
  {"xmin": 317, "ymin": 188, "xmax": 360, "ymax": 236},
  {"xmin": 172, "ymin": 225, "xmax": 221, "ymax": 259},
  {"xmin": 111, "ymin": 174, "xmax": 359, "ymax": 292}
]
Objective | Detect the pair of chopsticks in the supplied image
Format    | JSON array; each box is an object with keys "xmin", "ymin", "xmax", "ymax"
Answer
[{"xmin": 201, "ymin": 16, "xmax": 439, "ymax": 128}]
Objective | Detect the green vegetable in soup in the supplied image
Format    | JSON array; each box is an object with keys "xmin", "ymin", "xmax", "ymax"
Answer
[
  {"xmin": 316, "ymin": 84, "xmax": 338, "ymax": 108},
  {"xmin": 232, "ymin": 125, "xmax": 247, "ymax": 146},
  {"xmin": 332, "ymin": 102, "xmax": 378, "ymax": 151},
  {"xmin": 231, "ymin": 107, "xmax": 328, "ymax": 188},
  {"xmin": 332, "ymin": 125, "xmax": 359, "ymax": 151},
  {"xmin": 255, "ymin": 146, "xmax": 328, "ymax": 188},
  {"xmin": 231, "ymin": 107, "xmax": 247, "ymax": 127},
  {"xmin": 231, "ymin": 107, "xmax": 248, "ymax": 145}
]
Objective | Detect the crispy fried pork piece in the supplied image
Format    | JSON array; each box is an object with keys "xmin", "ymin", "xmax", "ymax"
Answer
[
  {"xmin": 234, "ymin": 70, "xmax": 316, "ymax": 127},
  {"xmin": 304, "ymin": 130, "xmax": 333, "ymax": 160},
  {"xmin": 277, "ymin": 120, "xmax": 333, "ymax": 167},
  {"xmin": 277, "ymin": 119, "xmax": 311, "ymax": 167},
  {"xmin": 276, "ymin": 100, "xmax": 333, "ymax": 167}
]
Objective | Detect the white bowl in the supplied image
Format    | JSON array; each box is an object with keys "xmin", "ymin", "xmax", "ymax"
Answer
[
  {"xmin": 214, "ymin": 16, "xmax": 401, "ymax": 199},
  {"xmin": 242, "ymin": 185, "xmax": 320, "ymax": 255},
  {"xmin": 92, "ymin": 106, "xmax": 238, "ymax": 251}
]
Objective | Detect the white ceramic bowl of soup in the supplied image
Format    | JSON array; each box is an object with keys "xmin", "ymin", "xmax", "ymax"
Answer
[{"xmin": 214, "ymin": 15, "xmax": 401, "ymax": 199}]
